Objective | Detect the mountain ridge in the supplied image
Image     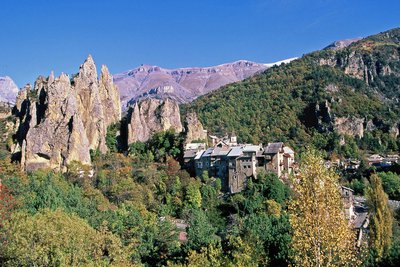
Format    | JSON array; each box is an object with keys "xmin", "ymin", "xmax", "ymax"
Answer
[{"xmin": 113, "ymin": 58, "xmax": 297, "ymax": 110}]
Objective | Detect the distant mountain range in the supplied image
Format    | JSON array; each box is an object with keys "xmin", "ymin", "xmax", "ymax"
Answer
[
  {"xmin": 113, "ymin": 58, "xmax": 296, "ymax": 110},
  {"xmin": 0, "ymin": 59, "xmax": 296, "ymax": 110},
  {"xmin": 0, "ymin": 76, "xmax": 19, "ymax": 104}
]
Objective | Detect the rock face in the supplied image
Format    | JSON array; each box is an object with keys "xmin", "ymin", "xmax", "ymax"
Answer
[
  {"xmin": 127, "ymin": 98, "xmax": 183, "ymax": 143},
  {"xmin": 314, "ymin": 100, "xmax": 366, "ymax": 138},
  {"xmin": 13, "ymin": 56, "xmax": 121, "ymax": 171},
  {"xmin": 334, "ymin": 117, "xmax": 365, "ymax": 138},
  {"xmin": 319, "ymin": 29, "xmax": 400, "ymax": 96},
  {"xmin": 184, "ymin": 112, "xmax": 207, "ymax": 144},
  {"xmin": 0, "ymin": 76, "xmax": 19, "ymax": 104},
  {"xmin": 113, "ymin": 59, "xmax": 297, "ymax": 110}
]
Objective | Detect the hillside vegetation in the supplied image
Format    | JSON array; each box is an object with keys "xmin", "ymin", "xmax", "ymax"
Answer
[{"xmin": 188, "ymin": 28, "xmax": 400, "ymax": 156}]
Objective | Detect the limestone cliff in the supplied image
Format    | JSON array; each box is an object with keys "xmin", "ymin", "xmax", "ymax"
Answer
[
  {"xmin": 184, "ymin": 112, "xmax": 207, "ymax": 144},
  {"xmin": 13, "ymin": 56, "xmax": 121, "ymax": 171},
  {"xmin": 126, "ymin": 98, "xmax": 183, "ymax": 143}
]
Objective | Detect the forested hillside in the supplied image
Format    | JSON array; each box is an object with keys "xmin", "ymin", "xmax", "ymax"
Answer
[{"xmin": 188, "ymin": 28, "xmax": 400, "ymax": 156}]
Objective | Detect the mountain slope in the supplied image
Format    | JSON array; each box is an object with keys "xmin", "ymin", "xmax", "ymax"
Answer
[
  {"xmin": 113, "ymin": 59, "xmax": 296, "ymax": 110},
  {"xmin": 187, "ymin": 28, "xmax": 400, "ymax": 154},
  {"xmin": 319, "ymin": 28, "xmax": 400, "ymax": 100}
]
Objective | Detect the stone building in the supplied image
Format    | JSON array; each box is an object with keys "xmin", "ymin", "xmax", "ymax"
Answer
[
  {"xmin": 227, "ymin": 145, "xmax": 261, "ymax": 193},
  {"xmin": 341, "ymin": 186, "xmax": 355, "ymax": 220},
  {"xmin": 184, "ymin": 137, "xmax": 295, "ymax": 193}
]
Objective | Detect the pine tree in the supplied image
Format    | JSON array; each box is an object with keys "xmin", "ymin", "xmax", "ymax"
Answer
[
  {"xmin": 288, "ymin": 149, "xmax": 359, "ymax": 266},
  {"xmin": 366, "ymin": 173, "xmax": 393, "ymax": 262}
]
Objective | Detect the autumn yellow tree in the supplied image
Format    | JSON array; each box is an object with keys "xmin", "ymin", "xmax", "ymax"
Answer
[
  {"xmin": 288, "ymin": 149, "xmax": 358, "ymax": 266},
  {"xmin": 366, "ymin": 173, "xmax": 393, "ymax": 262}
]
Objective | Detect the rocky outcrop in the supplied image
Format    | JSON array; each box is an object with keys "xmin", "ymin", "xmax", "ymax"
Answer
[
  {"xmin": 334, "ymin": 117, "xmax": 365, "ymax": 138},
  {"xmin": 342, "ymin": 52, "xmax": 367, "ymax": 81},
  {"xmin": 184, "ymin": 112, "xmax": 207, "ymax": 144},
  {"xmin": 390, "ymin": 124, "xmax": 399, "ymax": 138},
  {"xmin": 315, "ymin": 100, "xmax": 333, "ymax": 131},
  {"xmin": 13, "ymin": 56, "xmax": 121, "ymax": 171},
  {"xmin": 127, "ymin": 98, "xmax": 183, "ymax": 143},
  {"xmin": 324, "ymin": 37, "xmax": 363, "ymax": 50},
  {"xmin": 319, "ymin": 37, "xmax": 400, "ymax": 90},
  {"xmin": 314, "ymin": 100, "xmax": 400, "ymax": 140}
]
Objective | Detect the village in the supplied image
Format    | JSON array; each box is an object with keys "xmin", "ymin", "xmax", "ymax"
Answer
[
  {"xmin": 181, "ymin": 133, "xmax": 376, "ymax": 246},
  {"xmin": 183, "ymin": 134, "xmax": 295, "ymax": 194},
  {"xmin": 325, "ymin": 153, "xmax": 400, "ymax": 171}
]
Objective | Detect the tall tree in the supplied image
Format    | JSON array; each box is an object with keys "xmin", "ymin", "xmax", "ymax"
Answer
[
  {"xmin": 288, "ymin": 149, "xmax": 358, "ymax": 266},
  {"xmin": 366, "ymin": 173, "xmax": 393, "ymax": 262}
]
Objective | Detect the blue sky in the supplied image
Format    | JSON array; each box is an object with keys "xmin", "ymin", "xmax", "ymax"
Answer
[{"xmin": 0, "ymin": 0, "xmax": 399, "ymax": 87}]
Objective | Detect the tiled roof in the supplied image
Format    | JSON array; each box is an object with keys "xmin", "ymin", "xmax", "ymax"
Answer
[
  {"xmin": 353, "ymin": 212, "xmax": 368, "ymax": 229},
  {"xmin": 211, "ymin": 147, "xmax": 231, "ymax": 156},
  {"xmin": 243, "ymin": 145, "xmax": 262, "ymax": 152},
  {"xmin": 202, "ymin": 148, "xmax": 214, "ymax": 157},
  {"xmin": 264, "ymin": 142, "xmax": 283, "ymax": 154},
  {"xmin": 185, "ymin": 143, "xmax": 206, "ymax": 150},
  {"xmin": 183, "ymin": 149, "xmax": 198, "ymax": 159},
  {"xmin": 283, "ymin": 146, "xmax": 294, "ymax": 154},
  {"xmin": 194, "ymin": 150, "xmax": 205, "ymax": 160},
  {"xmin": 227, "ymin": 146, "xmax": 243, "ymax": 157}
]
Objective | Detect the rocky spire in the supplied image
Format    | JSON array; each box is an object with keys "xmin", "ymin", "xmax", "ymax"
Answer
[
  {"xmin": 14, "ymin": 55, "xmax": 121, "ymax": 171},
  {"xmin": 99, "ymin": 64, "xmax": 121, "ymax": 126},
  {"xmin": 74, "ymin": 55, "xmax": 106, "ymax": 152},
  {"xmin": 127, "ymin": 98, "xmax": 183, "ymax": 144}
]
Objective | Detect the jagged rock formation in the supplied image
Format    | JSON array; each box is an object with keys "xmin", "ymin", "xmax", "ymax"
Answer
[
  {"xmin": 113, "ymin": 59, "xmax": 297, "ymax": 110},
  {"xmin": 13, "ymin": 56, "xmax": 121, "ymax": 171},
  {"xmin": 0, "ymin": 76, "xmax": 19, "ymax": 105},
  {"xmin": 184, "ymin": 112, "xmax": 207, "ymax": 144},
  {"xmin": 73, "ymin": 57, "xmax": 121, "ymax": 152},
  {"xmin": 126, "ymin": 98, "xmax": 182, "ymax": 144}
]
